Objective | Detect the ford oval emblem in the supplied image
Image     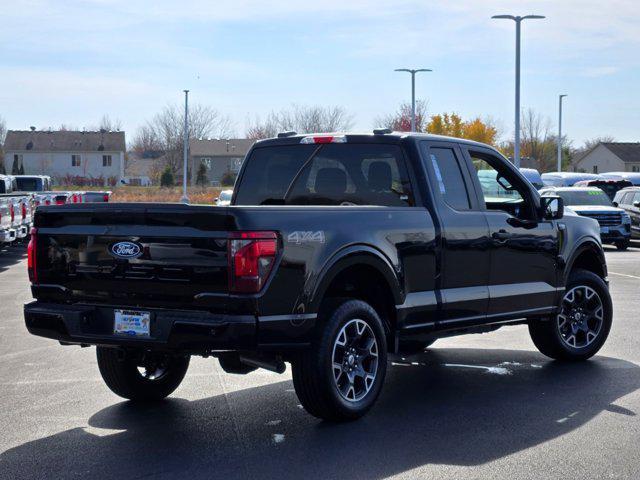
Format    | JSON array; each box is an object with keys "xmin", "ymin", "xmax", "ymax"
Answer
[{"xmin": 110, "ymin": 241, "xmax": 143, "ymax": 259}]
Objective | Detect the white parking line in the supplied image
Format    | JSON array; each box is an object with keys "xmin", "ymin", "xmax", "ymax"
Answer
[{"xmin": 609, "ymin": 271, "xmax": 640, "ymax": 280}]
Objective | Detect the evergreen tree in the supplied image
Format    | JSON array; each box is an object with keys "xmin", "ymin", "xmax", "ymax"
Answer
[
  {"xmin": 11, "ymin": 156, "xmax": 19, "ymax": 175},
  {"xmin": 18, "ymin": 163, "xmax": 25, "ymax": 175},
  {"xmin": 196, "ymin": 163, "xmax": 208, "ymax": 186},
  {"xmin": 160, "ymin": 165, "xmax": 175, "ymax": 187}
]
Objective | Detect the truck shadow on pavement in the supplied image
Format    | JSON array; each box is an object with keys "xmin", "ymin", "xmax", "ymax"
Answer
[
  {"xmin": 0, "ymin": 243, "xmax": 27, "ymax": 274},
  {"xmin": 2, "ymin": 348, "xmax": 639, "ymax": 479}
]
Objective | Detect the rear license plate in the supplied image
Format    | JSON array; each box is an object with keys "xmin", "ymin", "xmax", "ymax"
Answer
[
  {"xmin": 114, "ymin": 309, "xmax": 151, "ymax": 337},
  {"xmin": 600, "ymin": 226, "xmax": 610, "ymax": 234}
]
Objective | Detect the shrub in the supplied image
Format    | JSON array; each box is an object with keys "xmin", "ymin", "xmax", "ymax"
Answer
[
  {"xmin": 221, "ymin": 171, "xmax": 236, "ymax": 187},
  {"xmin": 160, "ymin": 166, "xmax": 175, "ymax": 187}
]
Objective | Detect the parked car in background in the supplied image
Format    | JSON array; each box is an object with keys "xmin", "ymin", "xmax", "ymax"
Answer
[
  {"xmin": 541, "ymin": 172, "xmax": 603, "ymax": 187},
  {"xmin": 540, "ymin": 186, "xmax": 631, "ymax": 250},
  {"xmin": 0, "ymin": 174, "xmax": 18, "ymax": 193},
  {"xmin": 214, "ymin": 189, "xmax": 233, "ymax": 206},
  {"xmin": 519, "ymin": 168, "xmax": 544, "ymax": 189},
  {"xmin": 12, "ymin": 175, "xmax": 52, "ymax": 192},
  {"xmin": 574, "ymin": 178, "xmax": 633, "ymax": 200},
  {"xmin": 0, "ymin": 202, "xmax": 16, "ymax": 245},
  {"xmin": 81, "ymin": 191, "xmax": 111, "ymax": 203},
  {"xmin": 0, "ymin": 174, "xmax": 34, "ymax": 242},
  {"xmin": 601, "ymin": 172, "xmax": 640, "ymax": 186},
  {"xmin": 613, "ymin": 187, "xmax": 640, "ymax": 240}
]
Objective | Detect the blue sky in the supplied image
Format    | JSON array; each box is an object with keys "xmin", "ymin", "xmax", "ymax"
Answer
[{"xmin": 1, "ymin": 0, "xmax": 638, "ymax": 147}]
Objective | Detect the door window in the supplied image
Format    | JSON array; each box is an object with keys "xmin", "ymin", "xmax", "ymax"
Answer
[
  {"xmin": 468, "ymin": 150, "xmax": 534, "ymax": 219},
  {"xmin": 424, "ymin": 146, "xmax": 471, "ymax": 210}
]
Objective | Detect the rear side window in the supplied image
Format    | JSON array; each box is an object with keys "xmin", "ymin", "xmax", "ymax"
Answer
[
  {"xmin": 235, "ymin": 144, "xmax": 414, "ymax": 207},
  {"xmin": 425, "ymin": 146, "xmax": 471, "ymax": 210}
]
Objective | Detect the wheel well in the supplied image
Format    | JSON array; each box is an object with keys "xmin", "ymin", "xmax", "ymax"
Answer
[
  {"xmin": 570, "ymin": 247, "xmax": 606, "ymax": 279},
  {"xmin": 322, "ymin": 264, "xmax": 397, "ymax": 334}
]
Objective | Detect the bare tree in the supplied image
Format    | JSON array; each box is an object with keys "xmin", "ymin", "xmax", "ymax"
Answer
[
  {"xmin": 97, "ymin": 115, "xmax": 123, "ymax": 132},
  {"xmin": 374, "ymin": 100, "xmax": 429, "ymax": 132},
  {"xmin": 580, "ymin": 135, "xmax": 616, "ymax": 153},
  {"xmin": 246, "ymin": 105, "xmax": 354, "ymax": 139},
  {"xmin": 131, "ymin": 103, "xmax": 234, "ymax": 174}
]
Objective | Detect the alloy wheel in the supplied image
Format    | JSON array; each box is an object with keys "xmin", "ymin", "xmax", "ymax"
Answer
[{"xmin": 557, "ymin": 285, "xmax": 604, "ymax": 349}]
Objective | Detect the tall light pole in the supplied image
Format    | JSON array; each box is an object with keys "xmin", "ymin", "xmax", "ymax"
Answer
[
  {"xmin": 492, "ymin": 14, "xmax": 545, "ymax": 168},
  {"xmin": 557, "ymin": 94, "xmax": 567, "ymax": 172},
  {"xmin": 181, "ymin": 89, "xmax": 189, "ymax": 204},
  {"xmin": 394, "ymin": 68, "xmax": 432, "ymax": 132}
]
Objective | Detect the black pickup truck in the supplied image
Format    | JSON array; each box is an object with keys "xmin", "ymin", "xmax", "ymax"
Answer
[{"xmin": 24, "ymin": 132, "xmax": 612, "ymax": 421}]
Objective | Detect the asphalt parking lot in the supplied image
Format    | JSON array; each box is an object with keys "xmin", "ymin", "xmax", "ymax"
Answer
[{"xmin": 1, "ymin": 242, "xmax": 640, "ymax": 480}]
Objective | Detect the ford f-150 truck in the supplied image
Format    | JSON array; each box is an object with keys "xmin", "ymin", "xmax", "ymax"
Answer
[{"xmin": 24, "ymin": 132, "xmax": 612, "ymax": 421}]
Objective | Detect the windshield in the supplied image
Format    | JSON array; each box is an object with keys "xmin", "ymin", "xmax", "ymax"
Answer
[{"xmin": 557, "ymin": 190, "xmax": 613, "ymax": 207}]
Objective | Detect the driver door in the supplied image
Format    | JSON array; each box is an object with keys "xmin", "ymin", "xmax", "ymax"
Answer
[{"xmin": 462, "ymin": 147, "xmax": 560, "ymax": 318}]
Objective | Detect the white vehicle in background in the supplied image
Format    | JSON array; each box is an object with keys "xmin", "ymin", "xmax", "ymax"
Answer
[
  {"xmin": 12, "ymin": 175, "xmax": 52, "ymax": 192},
  {"xmin": 215, "ymin": 189, "xmax": 233, "ymax": 206},
  {"xmin": 601, "ymin": 172, "xmax": 640, "ymax": 186},
  {"xmin": 541, "ymin": 172, "xmax": 603, "ymax": 187},
  {"xmin": 0, "ymin": 202, "xmax": 16, "ymax": 245}
]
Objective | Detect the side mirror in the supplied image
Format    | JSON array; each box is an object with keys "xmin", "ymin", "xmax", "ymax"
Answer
[
  {"xmin": 612, "ymin": 201, "xmax": 619, "ymax": 207},
  {"xmin": 634, "ymin": 201, "xmax": 640, "ymax": 208},
  {"xmin": 541, "ymin": 195, "xmax": 564, "ymax": 220}
]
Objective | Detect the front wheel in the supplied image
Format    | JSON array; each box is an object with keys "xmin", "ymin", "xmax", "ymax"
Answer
[
  {"xmin": 529, "ymin": 269, "xmax": 612, "ymax": 361},
  {"xmin": 97, "ymin": 347, "xmax": 190, "ymax": 401},
  {"xmin": 615, "ymin": 240, "xmax": 630, "ymax": 251},
  {"xmin": 292, "ymin": 299, "xmax": 387, "ymax": 421}
]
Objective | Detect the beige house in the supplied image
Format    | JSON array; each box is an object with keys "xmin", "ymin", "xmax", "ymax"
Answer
[
  {"xmin": 573, "ymin": 142, "xmax": 640, "ymax": 174},
  {"xmin": 189, "ymin": 138, "xmax": 255, "ymax": 185}
]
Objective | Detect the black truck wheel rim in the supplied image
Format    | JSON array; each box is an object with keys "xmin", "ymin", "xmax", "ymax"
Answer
[
  {"xmin": 331, "ymin": 318, "xmax": 379, "ymax": 402},
  {"xmin": 557, "ymin": 285, "xmax": 604, "ymax": 349}
]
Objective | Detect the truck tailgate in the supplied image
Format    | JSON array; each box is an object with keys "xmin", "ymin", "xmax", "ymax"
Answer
[{"xmin": 33, "ymin": 204, "xmax": 236, "ymax": 309}]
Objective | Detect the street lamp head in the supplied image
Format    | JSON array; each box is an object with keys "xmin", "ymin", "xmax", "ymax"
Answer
[
  {"xmin": 492, "ymin": 14, "xmax": 516, "ymax": 20},
  {"xmin": 394, "ymin": 68, "xmax": 412, "ymax": 73},
  {"xmin": 522, "ymin": 15, "xmax": 546, "ymax": 20},
  {"xmin": 414, "ymin": 69, "xmax": 433, "ymax": 73},
  {"xmin": 560, "ymin": 94, "xmax": 568, "ymax": 98}
]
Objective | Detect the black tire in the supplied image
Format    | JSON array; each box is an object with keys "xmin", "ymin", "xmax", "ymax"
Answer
[
  {"xmin": 529, "ymin": 268, "xmax": 612, "ymax": 361},
  {"xmin": 615, "ymin": 240, "xmax": 630, "ymax": 251},
  {"xmin": 96, "ymin": 347, "xmax": 190, "ymax": 401},
  {"xmin": 291, "ymin": 299, "xmax": 387, "ymax": 421}
]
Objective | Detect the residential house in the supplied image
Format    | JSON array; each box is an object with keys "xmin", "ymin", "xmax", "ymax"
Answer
[
  {"xmin": 189, "ymin": 138, "xmax": 255, "ymax": 185},
  {"xmin": 573, "ymin": 142, "xmax": 640, "ymax": 174},
  {"xmin": 123, "ymin": 151, "xmax": 165, "ymax": 186},
  {"xmin": 3, "ymin": 129, "xmax": 126, "ymax": 185}
]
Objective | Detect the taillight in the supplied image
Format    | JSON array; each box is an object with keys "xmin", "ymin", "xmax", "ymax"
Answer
[
  {"xmin": 56, "ymin": 197, "xmax": 65, "ymax": 205},
  {"xmin": 228, "ymin": 231, "xmax": 278, "ymax": 293},
  {"xmin": 103, "ymin": 193, "xmax": 109, "ymax": 202},
  {"xmin": 27, "ymin": 228, "xmax": 38, "ymax": 284},
  {"xmin": 9, "ymin": 204, "xmax": 14, "ymax": 223},
  {"xmin": 22, "ymin": 203, "xmax": 27, "ymax": 218},
  {"xmin": 72, "ymin": 194, "xmax": 78, "ymax": 203}
]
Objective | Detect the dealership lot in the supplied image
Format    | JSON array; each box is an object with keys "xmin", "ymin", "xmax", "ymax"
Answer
[{"xmin": 1, "ymin": 244, "xmax": 640, "ymax": 480}]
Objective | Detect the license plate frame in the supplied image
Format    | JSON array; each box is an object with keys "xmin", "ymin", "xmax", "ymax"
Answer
[{"xmin": 114, "ymin": 309, "xmax": 151, "ymax": 337}]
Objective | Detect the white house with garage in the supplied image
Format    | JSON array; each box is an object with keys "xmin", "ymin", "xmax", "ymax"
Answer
[{"xmin": 3, "ymin": 129, "xmax": 126, "ymax": 185}]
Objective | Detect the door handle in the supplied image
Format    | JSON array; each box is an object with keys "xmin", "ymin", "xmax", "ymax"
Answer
[{"xmin": 492, "ymin": 230, "xmax": 510, "ymax": 243}]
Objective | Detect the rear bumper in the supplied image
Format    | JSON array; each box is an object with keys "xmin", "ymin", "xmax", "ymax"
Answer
[
  {"xmin": 15, "ymin": 225, "xmax": 28, "ymax": 239},
  {"xmin": 1, "ymin": 228, "xmax": 16, "ymax": 243},
  {"xmin": 24, "ymin": 301, "xmax": 316, "ymax": 352}
]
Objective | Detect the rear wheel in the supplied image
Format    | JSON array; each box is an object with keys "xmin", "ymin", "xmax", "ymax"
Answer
[
  {"xmin": 96, "ymin": 347, "xmax": 190, "ymax": 401},
  {"xmin": 291, "ymin": 299, "xmax": 387, "ymax": 421},
  {"xmin": 529, "ymin": 269, "xmax": 612, "ymax": 361}
]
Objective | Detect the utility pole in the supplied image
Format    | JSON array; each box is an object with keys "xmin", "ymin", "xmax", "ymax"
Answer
[
  {"xmin": 394, "ymin": 68, "xmax": 432, "ymax": 132},
  {"xmin": 181, "ymin": 90, "xmax": 189, "ymax": 204},
  {"xmin": 557, "ymin": 94, "xmax": 567, "ymax": 172},
  {"xmin": 492, "ymin": 14, "xmax": 545, "ymax": 168}
]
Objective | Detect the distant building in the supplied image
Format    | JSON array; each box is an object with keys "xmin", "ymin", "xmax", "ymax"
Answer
[
  {"xmin": 3, "ymin": 129, "xmax": 126, "ymax": 185},
  {"xmin": 573, "ymin": 142, "xmax": 640, "ymax": 174},
  {"xmin": 123, "ymin": 151, "xmax": 164, "ymax": 186},
  {"xmin": 189, "ymin": 138, "xmax": 255, "ymax": 185}
]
